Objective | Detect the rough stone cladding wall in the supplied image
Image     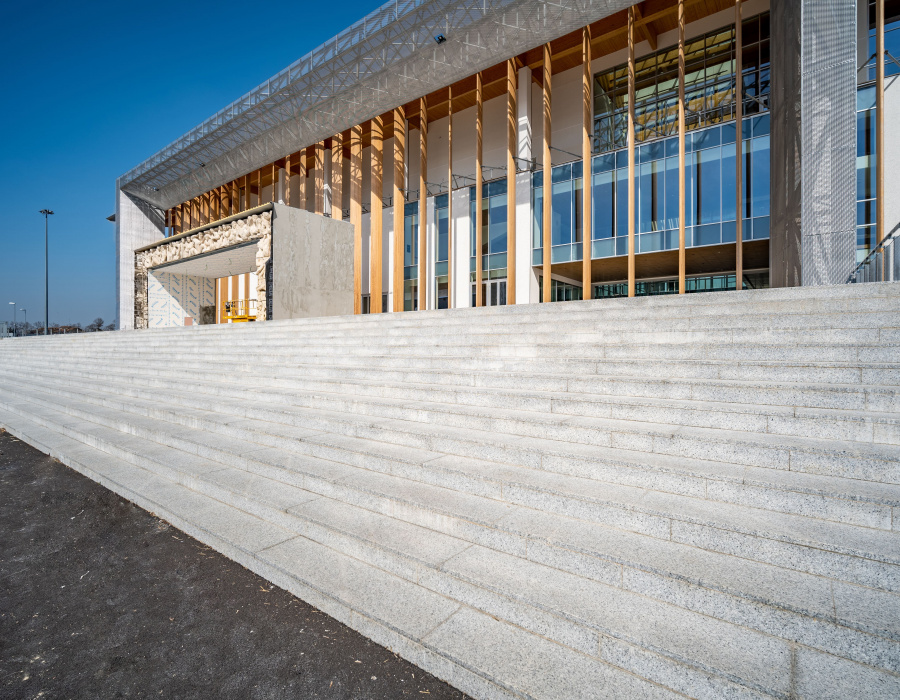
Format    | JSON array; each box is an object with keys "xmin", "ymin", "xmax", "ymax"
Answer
[{"xmin": 134, "ymin": 211, "xmax": 272, "ymax": 328}]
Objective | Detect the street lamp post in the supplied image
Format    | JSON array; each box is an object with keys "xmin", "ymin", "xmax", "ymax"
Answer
[
  {"xmin": 20, "ymin": 309, "xmax": 26, "ymax": 336},
  {"xmin": 8, "ymin": 302, "xmax": 15, "ymax": 337},
  {"xmin": 39, "ymin": 210, "xmax": 53, "ymax": 336}
]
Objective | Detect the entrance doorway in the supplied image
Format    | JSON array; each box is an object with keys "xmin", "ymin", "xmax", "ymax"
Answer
[{"xmin": 472, "ymin": 279, "xmax": 507, "ymax": 307}]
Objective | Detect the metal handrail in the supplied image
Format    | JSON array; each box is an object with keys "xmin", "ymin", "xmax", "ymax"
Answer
[{"xmin": 850, "ymin": 226, "xmax": 899, "ymax": 283}]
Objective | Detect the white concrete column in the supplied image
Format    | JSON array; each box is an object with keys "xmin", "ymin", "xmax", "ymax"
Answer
[
  {"xmin": 452, "ymin": 188, "xmax": 471, "ymax": 308},
  {"xmin": 384, "ymin": 206, "xmax": 394, "ymax": 312},
  {"xmin": 425, "ymin": 195, "xmax": 436, "ymax": 310},
  {"xmin": 116, "ymin": 188, "xmax": 166, "ymax": 330},
  {"xmin": 515, "ymin": 67, "xmax": 535, "ymax": 304}
]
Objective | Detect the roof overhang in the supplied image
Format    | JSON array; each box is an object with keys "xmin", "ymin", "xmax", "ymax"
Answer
[{"xmin": 118, "ymin": 0, "xmax": 637, "ymax": 211}]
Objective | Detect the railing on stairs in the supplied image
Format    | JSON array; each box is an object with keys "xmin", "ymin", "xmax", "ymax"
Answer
[{"xmin": 850, "ymin": 227, "xmax": 899, "ymax": 284}]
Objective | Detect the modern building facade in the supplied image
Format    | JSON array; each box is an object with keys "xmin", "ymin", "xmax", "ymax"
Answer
[{"xmin": 115, "ymin": 0, "xmax": 899, "ymax": 330}]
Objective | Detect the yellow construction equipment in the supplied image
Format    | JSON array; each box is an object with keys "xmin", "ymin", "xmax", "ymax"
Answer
[{"xmin": 223, "ymin": 299, "xmax": 256, "ymax": 322}]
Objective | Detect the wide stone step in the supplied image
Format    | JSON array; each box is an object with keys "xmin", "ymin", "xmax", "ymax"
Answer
[
  {"xmin": 21, "ymin": 346, "xmax": 900, "ymax": 382},
  {"xmin": 13, "ymin": 355, "xmax": 900, "ymax": 415},
  {"xmin": 11, "ymin": 370, "xmax": 899, "ymax": 534},
  {"xmin": 2, "ymin": 400, "xmax": 899, "ymax": 699},
  {"xmin": 6, "ymin": 383, "xmax": 900, "ymax": 598},
  {"xmin": 11, "ymin": 351, "xmax": 899, "ymax": 416},
  {"xmin": 7, "ymin": 363, "xmax": 900, "ymax": 475},
  {"xmin": 7, "ymin": 360, "xmax": 897, "ymax": 452}
]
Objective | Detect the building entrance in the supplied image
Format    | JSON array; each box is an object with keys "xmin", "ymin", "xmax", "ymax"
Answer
[{"xmin": 472, "ymin": 279, "xmax": 507, "ymax": 307}]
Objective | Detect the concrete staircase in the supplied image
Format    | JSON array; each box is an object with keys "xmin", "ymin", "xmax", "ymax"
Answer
[{"xmin": 2, "ymin": 283, "xmax": 900, "ymax": 699}]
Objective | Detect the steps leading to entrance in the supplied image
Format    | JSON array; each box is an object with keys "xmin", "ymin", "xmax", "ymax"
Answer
[{"xmin": 2, "ymin": 283, "xmax": 900, "ymax": 699}]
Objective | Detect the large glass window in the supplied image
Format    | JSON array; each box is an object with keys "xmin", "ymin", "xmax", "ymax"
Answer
[
  {"xmin": 404, "ymin": 202, "xmax": 419, "ymax": 311},
  {"xmin": 857, "ymin": 85, "xmax": 877, "ymax": 263},
  {"xmin": 864, "ymin": 0, "xmax": 900, "ymax": 81},
  {"xmin": 469, "ymin": 179, "xmax": 508, "ymax": 276},
  {"xmin": 434, "ymin": 194, "xmax": 449, "ymax": 309},
  {"xmin": 593, "ymin": 12, "xmax": 769, "ymax": 153},
  {"xmin": 531, "ymin": 162, "xmax": 584, "ymax": 265}
]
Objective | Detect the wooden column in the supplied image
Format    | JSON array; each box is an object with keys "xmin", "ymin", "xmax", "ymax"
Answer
[
  {"xmin": 542, "ymin": 43, "xmax": 552, "ymax": 303},
  {"xmin": 298, "ymin": 152, "xmax": 308, "ymax": 211},
  {"xmin": 192, "ymin": 198, "xmax": 199, "ymax": 228},
  {"xmin": 475, "ymin": 72, "xmax": 484, "ymax": 307},
  {"xmin": 231, "ymin": 181, "xmax": 238, "ymax": 215},
  {"xmin": 735, "ymin": 0, "xmax": 743, "ymax": 290},
  {"xmin": 418, "ymin": 97, "xmax": 428, "ymax": 311},
  {"xmin": 678, "ymin": 0, "xmax": 687, "ymax": 294},
  {"xmin": 448, "ymin": 86, "xmax": 453, "ymax": 309},
  {"xmin": 242, "ymin": 175, "xmax": 249, "ymax": 211},
  {"xmin": 506, "ymin": 59, "xmax": 517, "ymax": 305},
  {"xmin": 271, "ymin": 163, "xmax": 278, "ymax": 203},
  {"xmin": 350, "ymin": 125, "xmax": 363, "ymax": 314},
  {"xmin": 627, "ymin": 7, "xmax": 636, "ymax": 298},
  {"xmin": 371, "ymin": 116, "xmax": 384, "ymax": 314},
  {"xmin": 218, "ymin": 277, "xmax": 226, "ymax": 323},
  {"xmin": 284, "ymin": 157, "xmax": 292, "ymax": 207},
  {"xmin": 393, "ymin": 108, "xmax": 406, "ymax": 312},
  {"xmin": 314, "ymin": 142, "xmax": 325, "ymax": 214},
  {"xmin": 582, "ymin": 27, "xmax": 593, "ymax": 299},
  {"xmin": 331, "ymin": 133, "xmax": 344, "ymax": 220},
  {"xmin": 877, "ymin": 0, "xmax": 885, "ymax": 249},
  {"xmin": 202, "ymin": 193, "xmax": 210, "ymax": 224}
]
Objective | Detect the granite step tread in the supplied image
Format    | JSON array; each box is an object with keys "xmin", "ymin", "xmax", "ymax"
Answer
[
  {"xmin": 6, "ymin": 384, "xmax": 900, "ymax": 581},
  {"xmin": 3, "ymin": 401, "xmax": 900, "ymax": 693},
  {"xmin": 8, "ymin": 369, "xmax": 900, "ymax": 515}
]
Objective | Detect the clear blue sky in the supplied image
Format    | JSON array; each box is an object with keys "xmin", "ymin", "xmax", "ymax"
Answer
[{"xmin": 0, "ymin": 0, "xmax": 376, "ymax": 328}]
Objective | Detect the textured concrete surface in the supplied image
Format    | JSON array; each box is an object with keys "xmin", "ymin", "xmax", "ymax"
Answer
[
  {"xmin": 0, "ymin": 430, "xmax": 468, "ymax": 699},
  {"xmin": 271, "ymin": 203, "xmax": 354, "ymax": 320}
]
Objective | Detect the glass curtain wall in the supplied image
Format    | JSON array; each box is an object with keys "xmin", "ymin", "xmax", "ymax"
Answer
[
  {"xmin": 857, "ymin": 86, "xmax": 877, "ymax": 263},
  {"xmin": 469, "ymin": 179, "xmax": 509, "ymax": 303},
  {"xmin": 532, "ymin": 12, "xmax": 771, "ymax": 267},
  {"xmin": 531, "ymin": 161, "xmax": 585, "ymax": 265},
  {"xmin": 403, "ymin": 202, "xmax": 419, "ymax": 310},
  {"xmin": 434, "ymin": 194, "xmax": 450, "ymax": 309}
]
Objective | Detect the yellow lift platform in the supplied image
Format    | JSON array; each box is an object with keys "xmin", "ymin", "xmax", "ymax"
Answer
[{"xmin": 223, "ymin": 299, "xmax": 257, "ymax": 323}]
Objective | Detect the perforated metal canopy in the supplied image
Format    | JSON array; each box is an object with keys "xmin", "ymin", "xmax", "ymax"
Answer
[{"xmin": 118, "ymin": 0, "xmax": 636, "ymax": 211}]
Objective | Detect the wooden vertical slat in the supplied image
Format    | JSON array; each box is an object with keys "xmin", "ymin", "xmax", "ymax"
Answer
[
  {"xmin": 218, "ymin": 277, "xmax": 226, "ymax": 323},
  {"xmin": 448, "ymin": 86, "xmax": 453, "ymax": 309},
  {"xmin": 393, "ymin": 108, "xmax": 406, "ymax": 312},
  {"xmin": 350, "ymin": 125, "xmax": 363, "ymax": 314},
  {"xmin": 203, "ymin": 193, "xmax": 210, "ymax": 225},
  {"xmin": 506, "ymin": 59, "xmax": 517, "ymax": 305},
  {"xmin": 243, "ymin": 175, "xmax": 250, "ymax": 212},
  {"xmin": 542, "ymin": 44, "xmax": 552, "ymax": 303},
  {"xmin": 271, "ymin": 163, "xmax": 278, "ymax": 203},
  {"xmin": 192, "ymin": 198, "xmax": 199, "ymax": 229},
  {"xmin": 735, "ymin": 0, "xmax": 743, "ymax": 290},
  {"xmin": 231, "ymin": 276, "xmax": 239, "ymax": 316},
  {"xmin": 678, "ymin": 0, "xmax": 687, "ymax": 294},
  {"xmin": 284, "ymin": 157, "xmax": 292, "ymax": 207},
  {"xmin": 314, "ymin": 142, "xmax": 325, "ymax": 214},
  {"xmin": 371, "ymin": 116, "xmax": 384, "ymax": 314},
  {"xmin": 877, "ymin": 0, "xmax": 885, "ymax": 250},
  {"xmin": 582, "ymin": 26, "xmax": 593, "ymax": 300},
  {"xmin": 418, "ymin": 97, "xmax": 428, "ymax": 311},
  {"xmin": 475, "ymin": 72, "xmax": 484, "ymax": 307},
  {"xmin": 231, "ymin": 181, "xmax": 238, "ymax": 215},
  {"xmin": 299, "ymin": 151, "xmax": 308, "ymax": 211},
  {"xmin": 331, "ymin": 134, "xmax": 344, "ymax": 220},
  {"xmin": 627, "ymin": 7, "xmax": 636, "ymax": 298}
]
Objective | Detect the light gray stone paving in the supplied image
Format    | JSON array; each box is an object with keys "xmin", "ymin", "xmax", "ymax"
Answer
[{"xmin": 2, "ymin": 283, "xmax": 900, "ymax": 698}]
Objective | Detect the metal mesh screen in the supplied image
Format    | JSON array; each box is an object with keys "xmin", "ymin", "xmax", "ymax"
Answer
[
  {"xmin": 800, "ymin": 0, "xmax": 857, "ymax": 285},
  {"xmin": 119, "ymin": 0, "xmax": 635, "ymax": 210}
]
